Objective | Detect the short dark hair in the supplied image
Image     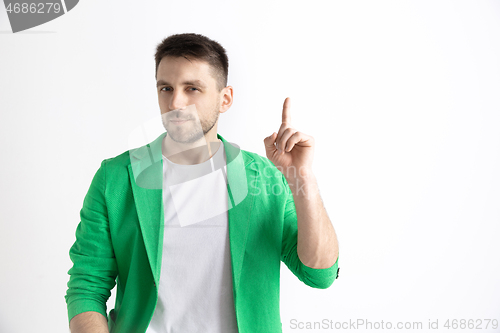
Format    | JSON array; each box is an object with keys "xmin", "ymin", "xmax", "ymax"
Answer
[{"xmin": 154, "ymin": 33, "xmax": 229, "ymax": 91}]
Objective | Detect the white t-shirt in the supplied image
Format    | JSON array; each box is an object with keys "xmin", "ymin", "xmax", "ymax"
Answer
[{"xmin": 145, "ymin": 140, "xmax": 239, "ymax": 333}]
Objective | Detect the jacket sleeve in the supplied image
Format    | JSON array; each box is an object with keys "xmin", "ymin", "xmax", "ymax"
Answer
[
  {"xmin": 65, "ymin": 159, "xmax": 118, "ymax": 324},
  {"xmin": 280, "ymin": 173, "xmax": 339, "ymax": 289}
]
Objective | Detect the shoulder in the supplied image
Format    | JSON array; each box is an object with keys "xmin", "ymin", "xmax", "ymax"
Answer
[
  {"xmin": 239, "ymin": 149, "xmax": 285, "ymax": 183},
  {"xmin": 101, "ymin": 149, "xmax": 132, "ymax": 171},
  {"xmin": 240, "ymin": 149, "xmax": 275, "ymax": 169},
  {"xmin": 94, "ymin": 148, "xmax": 135, "ymax": 184}
]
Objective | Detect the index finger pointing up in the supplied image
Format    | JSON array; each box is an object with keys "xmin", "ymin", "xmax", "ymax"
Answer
[{"xmin": 282, "ymin": 97, "xmax": 292, "ymax": 124}]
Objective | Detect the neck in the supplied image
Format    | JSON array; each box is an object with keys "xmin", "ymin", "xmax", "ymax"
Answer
[{"xmin": 162, "ymin": 130, "xmax": 220, "ymax": 165}]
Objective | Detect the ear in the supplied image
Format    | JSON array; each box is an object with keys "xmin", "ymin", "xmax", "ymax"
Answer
[{"xmin": 219, "ymin": 86, "xmax": 233, "ymax": 114}]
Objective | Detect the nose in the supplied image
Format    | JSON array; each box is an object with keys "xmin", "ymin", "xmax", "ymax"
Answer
[{"xmin": 169, "ymin": 89, "xmax": 187, "ymax": 111}]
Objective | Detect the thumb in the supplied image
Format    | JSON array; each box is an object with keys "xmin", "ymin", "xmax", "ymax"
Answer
[{"xmin": 264, "ymin": 132, "xmax": 277, "ymax": 155}]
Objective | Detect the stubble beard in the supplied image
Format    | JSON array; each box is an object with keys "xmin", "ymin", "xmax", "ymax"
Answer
[{"xmin": 162, "ymin": 100, "xmax": 220, "ymax": 144}]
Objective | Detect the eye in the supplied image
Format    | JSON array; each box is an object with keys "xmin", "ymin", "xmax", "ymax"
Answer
[
  {"xmin": 188, "ymin": 87, "xmax": 199, "ymax": 91},
  {"xmin": 160, "ymin": 87, "xmax": 172, "ymax": 92}
]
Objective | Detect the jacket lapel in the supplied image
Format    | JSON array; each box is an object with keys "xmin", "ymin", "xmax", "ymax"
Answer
[
  {"xmin": 127, "ymin": 131, "xmax": 257, "ymax": 289},
  {"xmin": 222, "ymin": 135, "xmax": 258, "ymax": 291},
  {"xmin": 128, "ymin": 132, "xmax": 165, "ymax": 284}
]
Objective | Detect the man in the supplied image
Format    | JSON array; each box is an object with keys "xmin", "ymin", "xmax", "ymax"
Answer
[{"xmin": 65, "ymin": 33, "xmax": 339, "ymax": 333}]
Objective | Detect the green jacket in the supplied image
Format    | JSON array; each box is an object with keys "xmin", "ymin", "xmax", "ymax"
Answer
[{"xmin": 65, "ymin": 131, "xmax": 339, "ymax": 333}]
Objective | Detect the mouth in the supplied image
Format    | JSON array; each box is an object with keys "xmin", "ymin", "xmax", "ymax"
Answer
[{"xmin": 169, "ymin": 119, "xmax": 191, "ymax": 125}]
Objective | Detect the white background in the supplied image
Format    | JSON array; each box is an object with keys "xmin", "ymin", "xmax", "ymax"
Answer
[{"xmin": 1, "ymin": 1, "xmax": 499, "ymax": 332}]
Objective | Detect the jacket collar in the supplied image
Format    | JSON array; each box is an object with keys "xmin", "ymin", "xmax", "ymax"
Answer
[{"xmin": 127, "ymin": 131, "xmax": 257, "ymax": 290}]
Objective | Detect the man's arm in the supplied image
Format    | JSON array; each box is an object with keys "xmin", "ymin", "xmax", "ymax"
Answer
[
  {"xmin": 69, "ymin": 311, "xmax": 109, "ymax": 333},
  {"xmin": 285, "ymin": 170, "xmax": 339, "ymax": 269},
  {"xmin": 264, "ymin": 97, "xmax": 339, "ymax": 286},
  {"xmin": 279, "ymin": 169, "xmax": 339, "ymax": 289},
  {"xmin": 65, "ymin": 159, "xmax": 118, "ymax": 328}
]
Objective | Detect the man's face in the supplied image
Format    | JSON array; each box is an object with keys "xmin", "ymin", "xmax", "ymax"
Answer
[{"xmin": 156, "ymin": 56, "xmax": 221, "ymax": 144}]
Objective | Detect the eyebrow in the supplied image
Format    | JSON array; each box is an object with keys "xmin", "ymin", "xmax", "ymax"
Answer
[{"xmin": 156, "ymin": 79, "xmax": 207, "ymax": 88}]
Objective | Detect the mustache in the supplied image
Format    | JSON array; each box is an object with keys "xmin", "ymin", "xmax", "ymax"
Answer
[{"xmin": 166, "ymin": 110, "xmax": 196, "ymax": 121}]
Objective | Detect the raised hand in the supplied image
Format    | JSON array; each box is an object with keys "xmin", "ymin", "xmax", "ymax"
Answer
[{"xmin": 263, "ymin": 97, "xmax": 315, "ymax": 180}]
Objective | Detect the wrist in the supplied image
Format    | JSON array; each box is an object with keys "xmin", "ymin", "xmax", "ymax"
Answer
[{"xmin": 284, "ymin": 167, "xmax": 315, "ymax": 183}]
